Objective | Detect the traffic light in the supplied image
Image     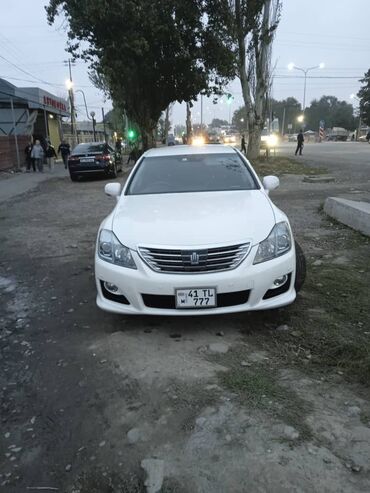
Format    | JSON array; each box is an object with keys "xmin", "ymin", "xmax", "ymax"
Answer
[
  {"xmin": 226, "ymin": 94, "xmax": 234, "ymax": 105},
  {"xmin": 127, "ymin": 129, "xmax": 135, "ymax": 140}
]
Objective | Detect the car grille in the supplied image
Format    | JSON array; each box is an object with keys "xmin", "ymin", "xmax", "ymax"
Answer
[{"xmin": 138, "ymin": 243, "xmax": 251, "ymax": 274}]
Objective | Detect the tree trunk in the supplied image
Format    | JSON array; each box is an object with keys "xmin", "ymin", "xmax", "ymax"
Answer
[
  {"xmin": 141, "ymin": 126, "xmax": 156, "ymax": 151},
  {"xmin": 247, "ymin": 118, "xmax": 262, "ymax": 159},
  {"xmin": 186, "ymin": 102, "xmax": 193, "ymax": 143}
]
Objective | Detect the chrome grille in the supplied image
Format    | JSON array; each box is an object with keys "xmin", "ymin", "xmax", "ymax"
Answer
[{"xmin": 138, "ymin": 243, "xmax": 251, "ymax": 273}]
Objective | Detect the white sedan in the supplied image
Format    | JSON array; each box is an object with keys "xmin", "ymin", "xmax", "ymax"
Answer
[{"xmin": 95, "ymin": 145, "xmax": 305, "ymax": 315}]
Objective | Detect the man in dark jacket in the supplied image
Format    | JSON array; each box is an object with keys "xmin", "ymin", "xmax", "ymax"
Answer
[
  {"xmin": 25, "ymin": 141, "xmax": 34, "ymax": 172},
  {"xmin": 58, "ymin": 140, "xmax": 71, "ymax": 169},
  {"xmin": 241, "ymin": 134, "xmax": 247, "ymax": 154},
  {"xmin": 295, "ymin": 130, "xmax": 304, "ymax": 156}
]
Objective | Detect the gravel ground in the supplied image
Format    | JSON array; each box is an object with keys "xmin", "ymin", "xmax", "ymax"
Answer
[{"xmin": 0, "ymin": 155, "xmax": 370, "ymax": 492}]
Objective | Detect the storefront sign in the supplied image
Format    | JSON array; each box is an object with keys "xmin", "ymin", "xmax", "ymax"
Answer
[{"xmin": 43, "ymin": 96, "xmax": 67, "ymax": 112}]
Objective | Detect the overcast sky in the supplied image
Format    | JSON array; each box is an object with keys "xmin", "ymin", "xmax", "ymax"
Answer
[{"xmin": 1, "ymin": 0, "xmax": 369, "ymax": 127}]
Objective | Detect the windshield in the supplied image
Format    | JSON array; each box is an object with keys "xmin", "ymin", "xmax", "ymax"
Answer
[{"xmin": 126, "ymin": 153, "xmax": 258, "ymax": 195}]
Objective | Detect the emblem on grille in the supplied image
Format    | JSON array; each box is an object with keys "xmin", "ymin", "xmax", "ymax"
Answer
[{"xmin": 190, "ymin": 252, "xmax": 200, "ymax": 265}]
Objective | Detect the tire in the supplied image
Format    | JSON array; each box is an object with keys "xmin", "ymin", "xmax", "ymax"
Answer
[
  {"xmin": 70, "ymin": 173, "xmax": 78, "ymax": 182},
  {"xmin": 110, "ymin": 164, "xmax": 118, "ymax": 178},
  {"xmin": 294, "ymin": 240, "xmax": 306, "ymax": 292}
]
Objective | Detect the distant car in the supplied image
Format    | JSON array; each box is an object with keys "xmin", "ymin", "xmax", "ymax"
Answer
[
  {"xmin": 288, "ymin": 134, "xmax": 298, "ymax": 142},
  {"xmin": 95, "ymin": 145, "xmax": 306, "ymax": 316},
  {"xmin": 261, "ymin": 129, "xmax": 279, "ymax": 149},
  {"xmin": 68, "ymin": 142, "xmax": 123, "ymax": 181}
]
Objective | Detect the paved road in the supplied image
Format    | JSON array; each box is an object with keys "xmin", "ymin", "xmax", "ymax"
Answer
[{"xmin": 277, "ymin": 142, "xmax": 370, "ymax": 183}]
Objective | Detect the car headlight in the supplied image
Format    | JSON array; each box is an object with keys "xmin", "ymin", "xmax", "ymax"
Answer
[
  {"xmin": 268, "ymin": 135, "xmax": 278, "ymax": 147},
  {"xmin": 98, "ymin": 229, "xmax": 137, "ymax": 269},
  {"xmin": 253, "ymin": 222, "xmax": 292, "ymax": 264}
]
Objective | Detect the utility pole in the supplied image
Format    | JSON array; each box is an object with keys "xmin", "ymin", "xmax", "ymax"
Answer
[
  {"xmin": 65, "ymin": 58, "xmax": 78, "ymax": 147},
  {"xmin": 102, "ymin": 108, "xmax": 107, "ymax": 143},
  {"xmin": 10, "ymin": 98, "xmax": 20, "ymax": 171},
  {"xmin": 200, "ymin": 94, "xmax": 203, "ymax": 132}
]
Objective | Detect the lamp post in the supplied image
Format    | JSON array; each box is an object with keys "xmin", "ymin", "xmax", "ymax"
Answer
[
  {"xmin": 350, "ymin": 94, "xmax": 361, "ymax": 141},
  {"xmin": 66, "ymin": 78, "xmax": 78, "ymax": 146},
  {"xmin": 288, "ymin": 62, "xmax": 325, "ymax": 112},
  {"xmin": 90, "ymin": 111, "xmax": 97, "ymax": 141}
]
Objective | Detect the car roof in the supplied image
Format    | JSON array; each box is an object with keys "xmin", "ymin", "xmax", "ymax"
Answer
[
  {"xmin": 143, "ymin": 144, "xmax": 237, "ymax": 158},
  {"xmin": 76, "ymin": 142, "xmax": 106, "ymax": 146}
]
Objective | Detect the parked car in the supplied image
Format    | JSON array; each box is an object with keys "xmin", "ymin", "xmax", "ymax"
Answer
[
  {"xmin": 95, "ymin": 145, "xmax": 306, "ymax": 315},
  {"xmin": 68, "ymin": 142, "xmax": 123, "ymax": 181}
]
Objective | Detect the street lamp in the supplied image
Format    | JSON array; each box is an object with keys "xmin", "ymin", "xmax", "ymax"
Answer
[
  {"xmin": 90, "ymin": 111, "xmax": 97, "ymax": 142},
  {"xmin": 297, "ymin": 115, "xmax": 304, "ymax": 124},
  {"xmin": 288, "ymin": 62, "xmax": 325, "ymax": 111}
]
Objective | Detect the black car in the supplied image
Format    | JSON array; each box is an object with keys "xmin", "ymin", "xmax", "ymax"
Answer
[{"xmin": 68, "ymin": 142, "xmax": 123, "ymax": 181}]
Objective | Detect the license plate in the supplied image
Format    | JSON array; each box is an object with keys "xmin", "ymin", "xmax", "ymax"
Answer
[
  {"xmin": 175, "ymin": 288, "xmax": 216, "ymax": 309},
  {"xmin": 80, "ymin": 157, "xmax": 95, "ymax": 163}
]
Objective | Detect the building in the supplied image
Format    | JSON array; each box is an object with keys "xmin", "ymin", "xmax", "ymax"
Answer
[
  {"xmin": 0, "ymin": 77, "xmax": 69, "ymax": 171},
  {"xmin": 62, "ymin": 120, "xmax": 106, "ymax": 145}
]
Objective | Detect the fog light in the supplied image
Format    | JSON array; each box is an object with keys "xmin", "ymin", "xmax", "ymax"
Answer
[
  {"xmin": 104, "ymin": 282, "xmax": 121, "ymax": 294},
  {"xmin": 273, "ymin": 275, "xmax": 288, "ymax": 288}
]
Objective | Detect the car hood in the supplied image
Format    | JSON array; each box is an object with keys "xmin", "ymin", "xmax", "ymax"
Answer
[{"xmin": 112, "ymin": 190, "xmax": 276, "ymax": 249}]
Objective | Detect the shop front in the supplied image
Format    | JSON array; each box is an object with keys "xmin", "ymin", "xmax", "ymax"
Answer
[{"xmin": 0, "ymin": 78, "xmax": 69, "ymax": 170}]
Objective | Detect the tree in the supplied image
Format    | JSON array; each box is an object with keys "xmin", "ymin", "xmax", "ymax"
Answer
[
  {"xmin": 206, "ymin": 0, "xmax": 281, "ymax": 158},
  {"xmin": 270, "ymin": 97, "xmax": 301, "ymax": 134},
  {"xmin": 232, "ymin": 106, "xmax": 248, "ymax": 133},
  {"xmin": 209, "ymin": 118, "xmax": 229, "ymax": 128},
  {"xmin": 46, "ymin": 0, "xmax": 235, "ymax": 150},
  {"xmin": 304, "ymin": 96, "xmax": 355, "ymax": 131},
  {"xmin": 358, "ymin": 69, "xmax": 370, "ymax": 126}
]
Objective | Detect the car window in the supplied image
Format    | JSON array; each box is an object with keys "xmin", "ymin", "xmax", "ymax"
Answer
[
  {"xmin": 126, "ymin": 153, "xmax": 258, "ymax": 195},
  {"xmin": 73, "ymin": 143, "xmax": 109, "ymax": 154}
]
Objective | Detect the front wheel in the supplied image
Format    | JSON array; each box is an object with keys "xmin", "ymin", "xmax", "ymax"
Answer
[
  {"xmin": 70, "ymin": 173, "xmax": 78, "ymax": 182},
  {"xmin": 294, "ymin": 241, "xmax": 306, "ymax": 292}
]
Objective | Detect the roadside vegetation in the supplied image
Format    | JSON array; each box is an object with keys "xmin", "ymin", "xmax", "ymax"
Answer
[{"xmin": 252, "ymin": 155, "xmax": 327, "ymax": 177}]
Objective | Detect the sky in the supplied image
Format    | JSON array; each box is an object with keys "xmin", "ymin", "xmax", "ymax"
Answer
[{"xmin": 1, "ymin": 0, "xmax": 369, "ymax": 127}]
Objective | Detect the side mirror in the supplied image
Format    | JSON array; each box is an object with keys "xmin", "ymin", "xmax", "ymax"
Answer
[
  {"xmin": 104, "ymin": 182, "xmax": 121, "ymax": 199},
  {"xmin": 262, "ymin": 175, "xmax": 279, "ymax": 193}
]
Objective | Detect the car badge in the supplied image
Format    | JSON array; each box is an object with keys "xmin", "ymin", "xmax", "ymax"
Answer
[{"xmin": 190, "ymin": 252, "xmax": 200, "ymax": 265}]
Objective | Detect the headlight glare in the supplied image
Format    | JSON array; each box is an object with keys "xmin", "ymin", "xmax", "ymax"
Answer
[
  {"xmin": 254, "ymin": 222, "xmax": 292, "ymax": 264},
  {"xmin": 98, "ymin": 229, "xmax": 136, "ymax": 269}
]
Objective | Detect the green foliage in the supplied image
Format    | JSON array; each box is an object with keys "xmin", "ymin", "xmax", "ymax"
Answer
[
  {"xmin": 271, "ymin": 97, "xmax": 301, "ymax": 133},
  {"xmin": 304, "ymin": 95, "xmax": 355, "ymax": 131},
  {"xmin": 231, "ymin": 106, "xmax": 248, "ymax": 133},
  {"xmin": 209, "ymin": 117, "xmax": 229, "ymax": 128},
  {"xmin": 358, "ymin": 69, "xmax": 370, "ymax": 126},
  {"xmin": 46, "ymin": 0, "xmax": 236, "ymax": 149}
]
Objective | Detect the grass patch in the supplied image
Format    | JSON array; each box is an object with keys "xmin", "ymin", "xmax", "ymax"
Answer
[
  {"xmin": 70, "ymin": 468, "xmax": 144, "ymax": 493},
  {"xmin": 214, "ymin": 350, "xmax": 312, "ymax": 441},
  {"xmin": 246, "ymin": 226, "xmax": 370, "ymax": 384},
  {"xmin": 252, "ymin": 156, "xmax": 327, "ymax": 177}
]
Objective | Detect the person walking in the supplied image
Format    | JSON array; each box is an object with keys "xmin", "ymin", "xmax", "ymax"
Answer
[
  {"xmin": 46, "ymin": 141, "xmax": 57, "ymax": 171},
  {"xmin": 24, "ymin": 141, "xmax": 35, "ymax": 172},
  {"xmin": 31, "ymin": 140, "xmax": 45, "ymax": 172},
  {"xmin": 295, "ymin": 129, "xmax": 304, "ymax": 156},
  {"xmin": 58, "ymin": 140, "xmax": 71, "ymax": 169},
  {"xmin": 241, "ymin": 134, "xmax": 247, "ymax": 154}
]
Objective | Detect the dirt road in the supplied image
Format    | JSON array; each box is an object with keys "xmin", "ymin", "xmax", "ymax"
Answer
[{"xmin": 1, "ymin": 161, "xmax": 370, "ymax": 492}]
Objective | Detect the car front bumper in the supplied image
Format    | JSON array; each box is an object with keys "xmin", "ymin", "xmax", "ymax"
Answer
[{"xmin": 95, "ymin": 245, "xmax": 296, "ymax": 316}]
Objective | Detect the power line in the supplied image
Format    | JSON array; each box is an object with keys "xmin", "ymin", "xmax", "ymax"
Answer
[{"xmin": 0, "ymin": 52, "xmax": 58, "ymax": 88}]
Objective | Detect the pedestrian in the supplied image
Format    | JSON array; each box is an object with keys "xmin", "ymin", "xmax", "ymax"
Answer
[
  {"xmin": 58, "ymin": 140, "xmax": 71, "ymax": 169},
  {"xmin": 46, "ymin": 141, "xmax": 57, "ymax": 171},
  {"xmin": 31, "ymin": 139, "xmax": 45, "ymax": 172},
  {"xmin": 241, "ymin": 134, "xmax": 247, "ymax": 154},
  {"xmin": 295, "ymin": 129, "xmax": 304, "ymax": 156},
  {"xmin": 24, "ymin": 140, "xmax": 35, "ymax": 172}
]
